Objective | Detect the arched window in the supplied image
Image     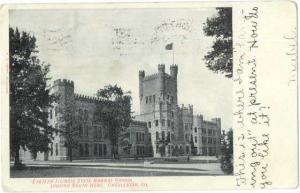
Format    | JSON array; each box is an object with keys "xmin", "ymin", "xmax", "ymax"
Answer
[
  {"xmin": 55, "ymin": 123, "xmax": 58, "ymax": 135},
  {"xmin": 84, "ymin": 109, "xmax": 88, "ymax": 120},
  {"xmin": 78, "ymin": 109, "xmax": 83, "ymax": 119}
]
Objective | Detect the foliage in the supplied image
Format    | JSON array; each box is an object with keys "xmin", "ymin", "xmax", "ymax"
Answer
[
  {"xmin": 94, "ymin": 85, "xmax": 132, "ymax": 158},
  {"xmin": 9, "ymin": 27, "xmax": 56, "ymax": 166},
  {"xmin": 119, "ymin": 128, "xmax": 132, "ymax": 155},
  {"xmin": 57, "ymin": 98, "xmax": 79, "ymax": 162},
  {"xmin": 220, "ymin": 129, "xmax": 233, "ymax": 174},
  {"xmin": 203, "ymin": 8, "xmax": 233, "ymax": 78}
]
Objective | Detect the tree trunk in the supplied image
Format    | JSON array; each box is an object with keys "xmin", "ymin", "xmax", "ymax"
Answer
[
  {"xmin": 68, "ymin": 147, "xmax": 73, "ymax": 162},
  {"xmin": 70, "ymin": 147, "xmax": 73, "ymax": 162},
  {"xmin": 14, "ymin": 145, "xmax": 20, "ymax": 167}
]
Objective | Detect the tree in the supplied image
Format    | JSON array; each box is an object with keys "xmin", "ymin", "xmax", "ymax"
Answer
[
  {"xmin": 94, "ymin": 85, "xmax": 132, "ymax": 159},
  {"xmin": 9, "ymin": 27, "xmax": 56, "ymax": 167},
  {"xmin": 203, "ymin": 8, "xmax": 233, "ymax": 78},
  {"xmin": 220, "ymin": 129, "xmax": 233, "ymax": 174},
  {"xmin": 57, "ymin": 98, "xmax": 79, "ymax": 162},
  {"xmin": 119, "ymin": 127, "xmax": 132, "ymax": 156}
]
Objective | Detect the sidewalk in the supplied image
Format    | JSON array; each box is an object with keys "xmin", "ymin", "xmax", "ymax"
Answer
[{"xmin": 19, "ymin": 159, "xmax": 225, "ymax": 175}]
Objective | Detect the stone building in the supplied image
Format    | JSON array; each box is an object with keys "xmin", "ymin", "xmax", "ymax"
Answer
[
  {"xmin": 193, "ymin": 115, "xmax": 221, "ymax": 156},
  {"xmin": 19, "ymin": 64, "xmax": 223, "ymax": 161},
  {"xmin": 135, "ymin": 64, "xmax": 222, "ymax": 157}
]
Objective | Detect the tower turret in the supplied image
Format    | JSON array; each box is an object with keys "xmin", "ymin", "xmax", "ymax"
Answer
[
  {"xmin": 158, "ymin": 64, "xmax": 165, "ymax": 74},
  {"xmin": 52, "ymin": 79, "xmax": 75, "ymax": 102},
  {"xmin": 139, "ymin": 70, "xmax": 145, "ymax": 101},
  {"xmin": 158, "ymin": 64, "xmax": 165, "ymax": 96},
  {"xmin": 170, "ymin": 64, "xmax": 178, "ymax": 79}
]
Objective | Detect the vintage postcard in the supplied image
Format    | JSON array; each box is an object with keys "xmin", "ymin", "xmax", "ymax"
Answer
[{"xmin": 0, "ymin": 0, "xmax": 298, "ymax": 191}]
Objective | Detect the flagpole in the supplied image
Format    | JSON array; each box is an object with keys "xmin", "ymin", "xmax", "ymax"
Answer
[{"xmin": 172, "ymin": 43, "xmax": 174, "ymax": 64}]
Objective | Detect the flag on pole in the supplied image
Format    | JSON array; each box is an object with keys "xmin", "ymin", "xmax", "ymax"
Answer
[{"xmin": 165, "ymin": 43, "xmax": 173, "ymax": 50}]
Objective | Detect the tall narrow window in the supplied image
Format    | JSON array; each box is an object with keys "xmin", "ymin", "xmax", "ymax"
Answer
[
  {"xmin": 161, "ymin": 119, "xmax": 165, "ymax": 127},
  {"xmin": 79, "ymin": 125, "xmax": 83, "ymax": 137},
  {"xmin": 49, "ymin": 109, "xmax": 52, "ymax": 119},
  {"xmin": 103, "ymin": 144, "xmax": 107, "ymax": 155},
  {"xmin": 156, "ymin": 132, "xmax": 159, "ymax": 140},
  {"xmin": 86, "ymin": 126, "xmax": 89, "ymax": 137},
  {"xmin": 136, "ymin": 132, "xmax": 139, "ymax": 142},
  {"xmin": 55, "ymin": 123, "xmax": 58, "ymax": 135},
  {"xmin": 79, "ymin": 144, "xmax": 83, "ymax": 156},
  {"xmin": 99, "ymin": 144, "xmax": 103, "ymax": 156},
  {"xmin": 85, "ymin": 143, "xmax": 89, "ymax": 156},
  {"xmin": 153, "ymin": 95, "xmax": 155, "ymax": 103},
  {"xmin": 146, "ymin": 96, "xmax": 148, "ymax": 104},
  {"xmin": 55, "ymin": 143, "xmax": 58, "ymax": 156},
  {"xmin": 94, "ymin": 144, "xmax": 98, "ymax": 155},
  {"xmin": 162, "ymin": 131, "xmax": 165, "ymax": 140},
  {"xmin": 84, "ymin": 110, "xmax": 88, "ymax": 120},
  {"xmin": 99, "ymin": 127, "xmax": 102, "ymax": 138},
  {"xmin": 148, "ymin": 122, "xmax": 151, "ymax": 128},
  {"xmin": 55, "ymin": 106, "xmax": 58, "ymax": 117},
  {"xmin": 155, "ymin": 120, "xmax": 159, "ymax": 126},
  {"xmin": 94, "ymin": 126, "xmax": 97, "ymax": 138}
]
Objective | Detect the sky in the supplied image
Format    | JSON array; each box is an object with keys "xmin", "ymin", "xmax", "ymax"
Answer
[{"xmin": 10, "ymin": 8, "xmax": 232, "ymax": 129}]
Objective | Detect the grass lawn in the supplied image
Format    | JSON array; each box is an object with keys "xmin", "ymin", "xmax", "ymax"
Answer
[{"xmin": 10, "ymin": 166, "xmax": 211, "ymax": 178}]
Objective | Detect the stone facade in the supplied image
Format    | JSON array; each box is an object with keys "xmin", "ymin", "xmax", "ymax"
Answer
[
  {"xmin": 136, "ymin": 64, "xmax": 222, "ymax": 157},
  {"xmin": 193, "ymin": 115, "xmax": 221, "ymax": 156},
  {"xmin": 19, "ymin": 64, "xmax": 222, "ymax": 161}
]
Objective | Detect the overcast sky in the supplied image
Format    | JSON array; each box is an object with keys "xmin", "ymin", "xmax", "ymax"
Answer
[{"xmin": 10, "ymin": 8, "xmax": 232, "ymax": 129}]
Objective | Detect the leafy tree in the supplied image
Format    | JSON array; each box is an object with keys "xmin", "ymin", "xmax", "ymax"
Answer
[
  {"xmin": 94, "ymin": 85, "xmax": 132, "ymax": 159},
  {"xmin": 220, "ymin": 129, "xmax": 233, "ymax": 174},
  {"xmin": 119, "ymin": 127, "xmax": 132, "ymax": 156},
  {"xmin": 9, "ymin": 27, "xmax": 56, "ymax": 166},
  {"xmin": 203, "ymin": 8, "xmax": 233, "ymax": 78},
  {"xmin": 57, "ymin": 98, "xmax": 79, "ymax": 162}
]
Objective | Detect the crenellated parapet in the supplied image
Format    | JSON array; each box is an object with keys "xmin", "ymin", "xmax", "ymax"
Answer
[
  {"xmin": 143, "ymin": 73, "xmax": 159, "ymax": 81},
  {"xmin": 180, "ymin": 104, "xmax": 193, "ymax": 113},
  {"xmin": 53, "ymin": 79, "xmax": 74, "ymax": 87},
  {"xmin": 74, "ymin": 93, "xmax": 104, "ymax": 104}
]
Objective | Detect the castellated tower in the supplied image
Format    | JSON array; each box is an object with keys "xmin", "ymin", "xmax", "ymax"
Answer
[
  {"xmin": 136, "ymin": 64, "xmax": 179, "ymax": 157},
  {"xmin": 50, "ymin": 79, "xmax": 75, "ymax": 160}
]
